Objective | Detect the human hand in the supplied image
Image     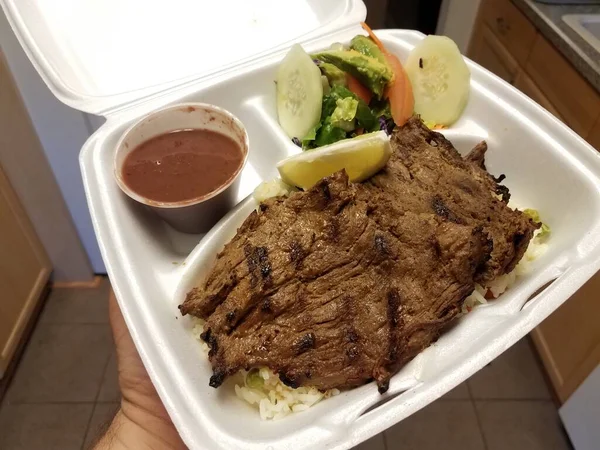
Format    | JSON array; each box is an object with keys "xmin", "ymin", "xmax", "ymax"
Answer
[{"xmin": 93, "ymin": 292, "xmax": 186, "ymax": 449}]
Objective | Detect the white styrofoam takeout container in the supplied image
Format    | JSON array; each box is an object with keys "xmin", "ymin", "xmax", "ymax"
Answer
[{"xmin": 4, "ymin": 0, "xmax": 600, "ymax": 449}]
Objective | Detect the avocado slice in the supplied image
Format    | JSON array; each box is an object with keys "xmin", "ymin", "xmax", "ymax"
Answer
[
  {"xmin": 350, "ymin": 35, "xmax": 387, "ymax": 65},
  {"xmin": 330, "ymin": 97, "xmax": 359, "ymax": 131},
  {"xmin": 324, "ymin": 85, "xmax": 378, "ymax": 132},
  {"xmin": 317, "ymin": 62, "xmax": 347, "ymax": 87},
  {"xmin": 312, "ymin": 49, "xmax": 393, "ymax": 99}
]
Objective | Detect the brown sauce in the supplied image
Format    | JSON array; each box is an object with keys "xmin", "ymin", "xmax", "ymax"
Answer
[{"xmin": 122, "ymin": 129, "xmax": 243, "ymax": 203}]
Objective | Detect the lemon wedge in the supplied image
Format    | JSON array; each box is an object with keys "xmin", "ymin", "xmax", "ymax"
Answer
[{"xmin": 277, "ymin": 131, "xmax": 392, "ymax": 190}]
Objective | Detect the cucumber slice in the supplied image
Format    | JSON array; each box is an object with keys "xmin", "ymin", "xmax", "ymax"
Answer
[
  {"xmin": 277, "ymin": 44, "xmax": 323, "ymax": 139},
  {"xmin": 405, "ymin": 36, "xmax": 471, "ymax": 126}
]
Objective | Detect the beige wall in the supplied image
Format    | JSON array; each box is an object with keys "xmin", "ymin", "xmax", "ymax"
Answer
[
  {"xmin": 0, "ymin": 51, "xmax": 94, "ymax": 282},
  {"xmin": 0, "ymin": 9, "xmax": 105, "ymax": 273},
  {"xmin": 437, "ymin": 0, "xmax": 483, "ymax": 52}
]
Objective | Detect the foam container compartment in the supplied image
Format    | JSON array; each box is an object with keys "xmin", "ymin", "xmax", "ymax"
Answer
[
  {"xmin": 74, "ymin": 29, "xmax": 600, "ymax": 449},
  {"xmin": 5, "ymin": 2, "xmax": 600, "ymax": 446}
]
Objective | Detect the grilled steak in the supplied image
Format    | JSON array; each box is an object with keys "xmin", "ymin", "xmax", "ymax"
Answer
[
  {"xmin": 180, "ymin": 117, "xmax": 538, "ymax": 393},
  {"xmin": 360, "ymin": 118, "xmax": 532, "ymax": 283}
]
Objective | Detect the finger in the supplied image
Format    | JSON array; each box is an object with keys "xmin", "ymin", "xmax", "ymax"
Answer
[
  {"xmin": 108, "ymin": 291, "xmax": 155, "ymax": 395},
  {"xmin": 109, "ymin": 290, "xmax": 135, "ymax": 353}
]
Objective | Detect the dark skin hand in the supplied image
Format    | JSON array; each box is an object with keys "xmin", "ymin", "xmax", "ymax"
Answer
[{"xmin": 93, "ymin": 292, "xmax": 187, "ymax": 449}]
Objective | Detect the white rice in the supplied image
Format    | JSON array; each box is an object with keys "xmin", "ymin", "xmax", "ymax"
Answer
[
  {"xmin": 234, "ymin": 367, "xmax": 339, "ymax": 420},
  {"xmin": 191, "ymin": 317, "xmax": 339, "ymax": 420}
]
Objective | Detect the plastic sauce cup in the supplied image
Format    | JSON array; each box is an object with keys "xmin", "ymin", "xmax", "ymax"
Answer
[{"xmin": 114, "ymin": 103, "xmax": 249, "ymax": 233}]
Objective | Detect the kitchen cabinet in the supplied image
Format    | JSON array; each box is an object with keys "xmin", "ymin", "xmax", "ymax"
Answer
[
  {"xmin": 469, "ymin": 0, "xmax": 600, "ymax": 404},
  {"xmin": 589, "ymin": 116, "xmax": 600, "ymax": 151},
  {"xmin": 0, "ymin": 163, "xmax": 51, "ymax": 378},
  {"xmin": 469, "ymin": 24, "xmax": 519, "ymax": 84},
  {"xmin": 0, "ymin": 50, "xmax": 52, "ymax": 379},
  {"xmin": 513, "ymin": 71, "xmax": 563, "ymax": 120},
  {"xmin": 479, "ymin": 0, "xmax": 537, "ymax": 66},
  {"xmin": 526, "ymin": 35, "xmax": 600, "ymax": 137},
  {"xmin": 532, "ymin": 274, "xmax": 600, "ymax": 403}
]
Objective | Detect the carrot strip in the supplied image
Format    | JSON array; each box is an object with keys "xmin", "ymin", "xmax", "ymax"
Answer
[
  {"xmin": 384, "ymin": 53, "xmax": 414, "ymax": 126},
  {"xmin": 346, "ymin": 74, "xmax": 372, "ymax": 104},
  {"xmin": 361, "ymin": 22, "xmax": 387, "ymax": 54}
]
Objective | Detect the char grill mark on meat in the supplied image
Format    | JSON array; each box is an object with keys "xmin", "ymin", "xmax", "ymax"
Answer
[
  {"xmin": 431, "ymin": 195, "xmax": 462, "ymax": 224},
  {"xmin": 374, "ymin": 288, "xmax": 403, "ymax": 393},
  {"xmin": 294, "ymin": 332, "xmax": 316, "ymax": 355},
  {"xmin": 209, "ymin": 369, "xmax": 226, "ymax": 388},
  {"xmin": 289, "ymin": 241, "xmax": 308, "ymax": 268},
  {"xmin": 244, "ymin": 245, "xmax": 272, "ymax": 287},
  {"xmin": 180, "ymin": 117, "xmax": 538, "ymax": 393}
]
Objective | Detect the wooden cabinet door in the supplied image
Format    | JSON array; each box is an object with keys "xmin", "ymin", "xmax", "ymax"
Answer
[
  {"xmin": 526, "ymin": 35, "xmax": 600, "ymax": 138},
  {"xmin": 0, "ymin": 164, "xmax": 51, "ymax": 377},
  {"xmin": 589, "ymin": 116, "xmax": 600, "ymax": 151},
  {"xmin": 468, "ymin": 24, "xmax": 520, "ymax": 84},
  {"xmin": 513, "ymin": 71, "xmax": 563, "ymax": 120},
  {"xmin": 532, "ymin": 273, "xmax": 600, "ymax": 403},
  {"xmin": 478, "ymin": 0, "xmax": 537, "ymax": 67}
]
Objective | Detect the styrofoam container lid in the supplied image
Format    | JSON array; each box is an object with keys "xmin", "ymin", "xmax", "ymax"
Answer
[{"xmin": 0, "ymin": 0, "xmax": 366, "ymax": 115}]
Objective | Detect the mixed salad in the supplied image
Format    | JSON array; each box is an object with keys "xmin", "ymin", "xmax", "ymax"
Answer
[{"xmin": 276, "ymin": 23, "xmax": 471, "ymax": 150}]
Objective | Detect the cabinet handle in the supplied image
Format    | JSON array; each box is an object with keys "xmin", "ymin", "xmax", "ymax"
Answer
[{"xmin": 496, "ymin": 17, "xmax": 511, "ymax": 35}]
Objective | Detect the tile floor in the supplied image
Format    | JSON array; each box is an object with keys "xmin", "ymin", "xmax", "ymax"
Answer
[{"xmin": 0, "ymin": 278, "xmax": 573, "ymax": 450}]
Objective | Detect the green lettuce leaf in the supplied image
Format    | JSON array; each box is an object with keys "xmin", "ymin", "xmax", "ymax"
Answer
[
  {"xmin": 314, "ymin": 121, "xmax": 348, "ymax": 147},
  {"xmin": 302, "ymin": 85, "xmax": 378, "ymax": 149}
]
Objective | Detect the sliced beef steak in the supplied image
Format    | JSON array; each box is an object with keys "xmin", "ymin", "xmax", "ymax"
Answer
[
  {"xmin": 179, "ymin": 117, "xmax": 538, "ymax": 393},
  {"xmin": 361, "ymin": 118, "xmax": 535, "ymax": 282}
]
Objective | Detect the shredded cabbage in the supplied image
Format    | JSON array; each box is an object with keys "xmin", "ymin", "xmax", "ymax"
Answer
[
  {"xmin": 523, "ymin": 208, "xmax": 551, "ymax": 240},
  {"xmin": 246, "ymin": 369, "xmax": 265, "ymax": 390}
]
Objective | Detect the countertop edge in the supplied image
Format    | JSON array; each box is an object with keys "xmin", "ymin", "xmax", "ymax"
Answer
[{"xmin": 511, "ymin": 0, "xmax": 600, "ymax": 93}]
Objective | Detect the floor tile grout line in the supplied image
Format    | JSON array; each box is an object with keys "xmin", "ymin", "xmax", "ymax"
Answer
[
  {"xmin": 81, "ymin": 341, "xmax": 114, "ymax": 450},
  {"xmin": 382, "ymin": 430, "xmax": 389, "ymax": 450},
  {"xmin": 467, "ymin": 382, "xmax": 490, "ymax": 450},
  {"xmin": 80, "ymin": 402, "xmax": 99, "ymax": 450}
]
